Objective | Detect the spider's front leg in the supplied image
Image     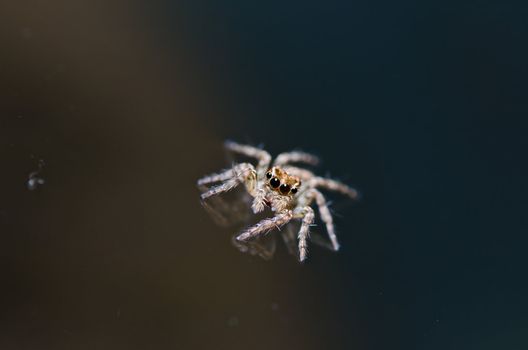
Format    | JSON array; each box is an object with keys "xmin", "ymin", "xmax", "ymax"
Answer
[
  {"xmin": 197, "ymin": 167, "xmax": 237, "ymax": 186},
  {"xmin": 235, "ymin": 210, "xmax": 293, "ymax": 242},
  {"xmin": 224, "ymin": 141, "xmax": 272, "ymax": 179},
  {"xmin": 295, "ymin": 206, "xmax": 315, "ymax": 262},
  {"xmin": 199, "ymin": 163, "xmax": 256, "ymax": 200}
]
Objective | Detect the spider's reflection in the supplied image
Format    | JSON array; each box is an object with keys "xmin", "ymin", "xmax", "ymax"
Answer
[
  {"xmin": 201, "ymin": 188, "xmax": 334, "ymax": 261},
  {"xmin": 231, "ymin": 222, "xmax": 335, "ymax": 261}
]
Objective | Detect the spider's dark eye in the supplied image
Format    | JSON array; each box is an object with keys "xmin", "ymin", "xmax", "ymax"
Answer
[
  {"xmin": 290, "ymin": 187, "xmax": 298, "ymax": 194},
  {"xmin": 270, "ymin": 177, "xmax": 280, "ymax": 188},
  {"xmin": 266, "ymin": 172, "xmax": 272, "ymax": 179},
  {"xmin": 279, "ymin": 184, "xmax": 291, "ymax": 194}
]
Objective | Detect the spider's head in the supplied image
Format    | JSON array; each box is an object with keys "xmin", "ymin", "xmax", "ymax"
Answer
[{"xmin": 265, "ymin": 167, "xmax": 301, "ymax": 197}]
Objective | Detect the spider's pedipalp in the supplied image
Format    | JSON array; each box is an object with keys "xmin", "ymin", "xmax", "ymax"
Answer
[
  {"xmin": 251, "ymin": 188, "xmax": 267, "ymax": 213},
  {"xmin": 274, "ymin": 151, "xmax": 320, "ymax": 167},
  {"xmin": 236, "ymin": 210, "xmax": 293, "ymax": 242}
]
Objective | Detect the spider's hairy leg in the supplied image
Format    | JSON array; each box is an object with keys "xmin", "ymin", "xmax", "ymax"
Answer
[
  {"xmin": 197, "ymin": 168, "xmax": 236, "ymax": 186},
  {"xmin": 295, "ymin": 206, "xmax": 315, "ymax": 262},
  {"xmin": 198, "ymin": 172, "xmax": 251, "ymax": 227},
  {"xmin": 200, "ymin": 163, "xmax": 256, "ymax": 200},
  {"xmin": 274, "ymin": 151, "xmax": 320, "ymax": 167},
  {"xmin": 235, "ymin": 210, "xmax": 293, "ymax": 242},
  {"xmin": 310, "ymin": 189, "xmax": 340, "ymax": 251},
  {"xmin": 310, "ymin": 177, "xmax": 359, "ymax": 200},
  {"xmin": 224, "ymin": 141, "xmax": 272, "ymax": 178}
]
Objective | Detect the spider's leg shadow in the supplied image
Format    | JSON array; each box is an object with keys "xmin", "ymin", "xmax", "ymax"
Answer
[
  {"xmin": 231, "ymin": 233, "xmax": 276, "ymax": 261},
  {"xmin": 231, "ymin": 218, "xmax": 337, "ymax": 261},
  {"xmin": 199, "ymin": 185, "xmax": 254, "ymax": 227}
]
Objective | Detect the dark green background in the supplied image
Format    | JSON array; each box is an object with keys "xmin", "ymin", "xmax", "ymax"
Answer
[{"xmin": 1, "ymin": 1, "xmax": 527, "ymax": 349}]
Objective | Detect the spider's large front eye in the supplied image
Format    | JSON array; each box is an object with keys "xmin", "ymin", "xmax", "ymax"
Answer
[
  {"xmin": 279, "ymin": 184, "xmax": 291, "ymax": 194},
  {"xmin": 270, "ymin": 177, "xmax": 280, "ymax": 188}
]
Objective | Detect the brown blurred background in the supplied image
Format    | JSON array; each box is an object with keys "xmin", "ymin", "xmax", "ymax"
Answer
[
  {"xmin": 0, "ymin": 1, "xmax": 369, "ymax": 349},
  {"xmin": 1, "ymin": 1, "xmax": 528, "ymax": 349}
]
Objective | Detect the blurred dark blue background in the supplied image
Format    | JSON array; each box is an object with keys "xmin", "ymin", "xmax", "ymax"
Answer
[{"xmin": 1, "ymin": 1, "xmax": 527, "ymax": 349}]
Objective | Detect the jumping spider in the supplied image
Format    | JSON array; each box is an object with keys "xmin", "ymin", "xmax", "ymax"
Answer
[{"xmin": 197, "ymin": 141, "xmax": 358, "ymax": 262}]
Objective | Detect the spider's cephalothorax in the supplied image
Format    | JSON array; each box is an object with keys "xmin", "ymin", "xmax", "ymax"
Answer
[
  {"xmin": 259, "ymin": 166, "xmax": 302, "ymax": 212},
  {"xmin": 197, "ymin": 141, "xmax": 358, "ymax": 262},
  {"xmin": 266, "ymin": 167, "xmax": 301, "ymax": 196}
]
